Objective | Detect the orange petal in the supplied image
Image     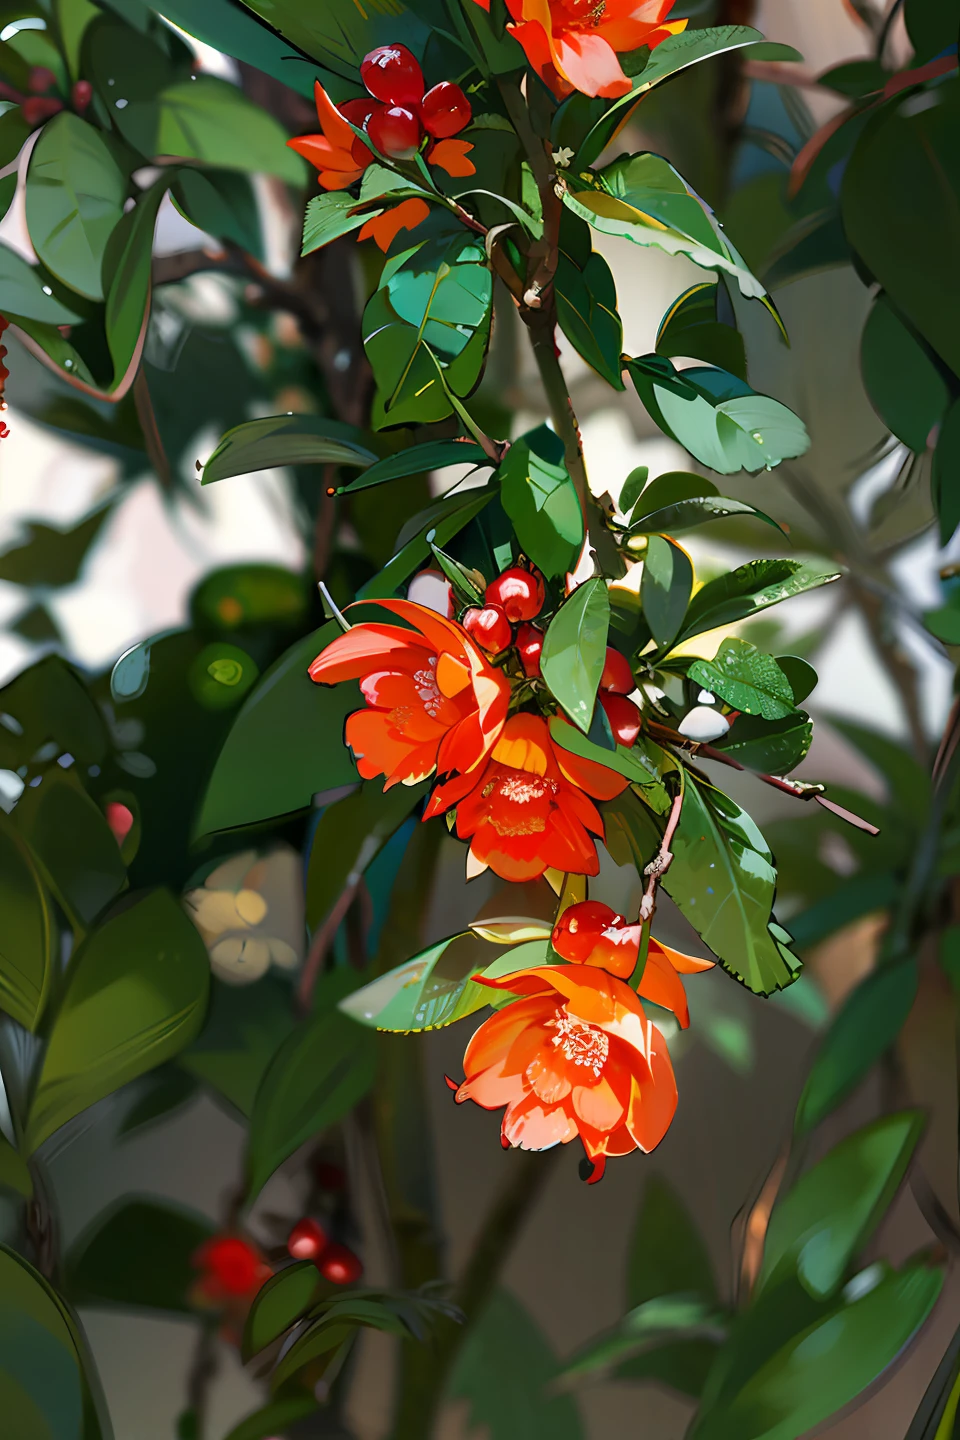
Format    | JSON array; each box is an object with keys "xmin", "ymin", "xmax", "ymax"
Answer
[
  {"xmin": 308, "ymin": 624, "xmax": 419, "ymax": 684},
  {"xmin": 637, "ymin": 945, "xmax": 690, "ymax": 1028},
  {"xmin": 428, "ymin": 138, "xmax": 476, "ymax": 177},
  {"xmin": 492, "ymin": 713, "xmax": 554, "ymax": 775},
  {"xmin": 554, "ymin": 32, "xmax": 631, "ymax": 98},
  {"xmin": 502, "ymin": 1093, "xmax": 578, "ymax": 1150},
  {"xmin": 625, "ymin": 1024, "xmax": 677, "ymax": 1152},
  {"xmin": 313, "ymin": 78, "xmax": 357, "ymax": 150},
  {"xmin": 358, "ymin": 197, "xmax": 431, "ymax": 252},
  {"xmin": 650, "ymin": 937, "xmax": 715, "ymax": 975}
]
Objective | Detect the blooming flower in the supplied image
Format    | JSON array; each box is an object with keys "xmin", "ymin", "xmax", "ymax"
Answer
[
  {"xmin": 184, "ymin": 845, "xmax": 305, "ymax": 985},
  {"xmin": 473, "ymin": 0, "xmax": 686, "ymax": 99},
  {"xmin": 308, "ymin": 600, "xmax": 512, "ymax": 789},
  {"xmin": 449, "ymin": 962, "xmax": 677, "ymax": 1180},
  {"xmin": 288, "ymin": 82, "xmax": 377, "ymax": 190},
  {"xmin": 424, "ymin": 712, "xmax": 627, "ymax": 881}
]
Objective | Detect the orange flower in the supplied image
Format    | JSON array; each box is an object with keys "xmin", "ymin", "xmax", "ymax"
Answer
[
  {"xmin": 308, "ymin": 599, "xmax": 511, "ymax": 789},
  {"xmin": 449, "ymin": 962, "xmax": 677, "ymax": 1180},
  {"xmin": 552, "ymin": 899, "xmax": 714, "ymax": 1027},
  {"xmin": 358, "ymin": 196, "xmax": 431, "ymax": 250},
  {"xmin": 425, "ymin": 712, "xmax": 627, "ymax": 881},
  {"xmin": 473, "ymin": 0, "xmax": 686, "ymax": 98},
  {"xmin": 288, "ymin": 82, "xmax": 377, "ymax": 190},
  {"xmin": 426, "ymin": 137, "xmax": 476, "ymax": 176}
]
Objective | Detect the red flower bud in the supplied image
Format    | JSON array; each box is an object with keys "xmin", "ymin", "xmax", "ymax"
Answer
[
  {"xmin": 287, "ymin": 1217, "xmax": 328, "ymax": 1262},
  {"xmin": 420, "ymin": 81, "xmax": 472, "ymax": 138},
  {"xmin": 552, "ymin": 900, "xmax": 624, "ymax": 964},
  {"xmin": 462, "ymin": 604, "xmax": 512, "ymax": 655},
  {"xmin": 28, "ymin": 66, "xmax": 57, "ymax": 94},
  {"xmin": 318, "ymin": 1242, "xmax": 363, "ymax": 1285},
  {"xmin": 366, "ymin": 104, "xmax": 421, "ymax": 159},
  {"xmin": 516, "ymin": 622, "xmax": 543, "ymax": 678},
  {"xmin": 22, "ymin": 96, "xmax": 63, "ymax": 127},
  {"xmin": 599, "ymin": 691, "xmax": 642, "ymax": 747},
  {"xmin": 71, "ymin": 79, "xmax": 92, "ymax": 113},
  {"xmin": 104, "ymin": 801, "xmax": 134, "ymax": 847},
  {"xmin": 600, "ymin": 647, "xmax": 634, "ymax": 694},
  {"xmin": 485, "ymin": 566, "xmax": 545, "ymax": 623},
  {"xmin": 361, "ymin": 44, "xmax": 424, "ymax": 106}
]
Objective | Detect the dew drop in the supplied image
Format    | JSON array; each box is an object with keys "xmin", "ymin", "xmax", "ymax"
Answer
[
  {"xmin": 41, "ymin": 285, "xmax": 52, "ymax": 295},
  {"xmin": 115, "ymin": 98, "xmax": 128, "ymax": 108},
  {"xmin": 751, "ymin": 431, "xmax": 764, "ymax": 443},
  {"xmin": 64, "ymin": 358, "xmax": 73, "ymax": 368}
]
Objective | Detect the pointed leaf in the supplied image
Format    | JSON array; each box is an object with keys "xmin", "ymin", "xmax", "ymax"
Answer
[
  {"xmin": 499, "ymin": 430, "xmax": 585, "ymax": 578},
  {"xmin": 65, "ymin": 1198, "xmax": 214, "ymax": 1314},
  {"xmin": 642, "ymin": 534, "xmax": 692, "ymax": 650},
  {"xmin": 678, "ymin": 560, "xmax": 840, "ymax": 642},
  {"xmin": 540, "ymin": 578, "xmax": 610, "ymax": 733},
  {"xmin": 688, "ymin": 639, "xmax": 795, "ymax": 720},
  {"xmin": 25, "ymin": 113, "xmax": 126, "ymax": 302},
  {"xmin": 202, "ymin": 415, "xmax": 376, "ymax": 484},
  {"xmin": 0, "ymin": 812, "xmax": 53, "ymax": 1031},
  {"xmin": 338, "ymin": 439, "xmax": 489, "ymax": 493}
]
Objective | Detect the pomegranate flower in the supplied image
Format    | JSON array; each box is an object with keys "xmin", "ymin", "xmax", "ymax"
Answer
[
  {"xmin": 308, "ymin": 600, "xmax": 511, "ymax": 789},
  {"xmin": 473, "ymin": 0, "xmax": 686, "ymax": 99},
  {"xmin": 425, "ymin": 712, "xmax": 628, "ymax": 882},
  {"xmin": 449, "ymin": 963, "xmax": 677, "ymax": 1180}
]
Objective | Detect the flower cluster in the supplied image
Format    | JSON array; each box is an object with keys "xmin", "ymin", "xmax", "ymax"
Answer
[
  {"xmin": 448, "ymin": 900, "xmax": 712, "ymax": 1179},
  {"xmin": 309, "ymin": 569, "xmax": 636, "ymax": 883},
  {"xmin": 288, "ymin": 44, "xmax": 474, "ymax": 198}
]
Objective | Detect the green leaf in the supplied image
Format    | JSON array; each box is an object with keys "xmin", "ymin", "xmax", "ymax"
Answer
[
  {"xmin": 841, "ymin": 77, "xmax": 960, "ymax": 379},
  {"xmin": 0, "ymin": 107, "xmax": 28, "ymax": 224},
  {"xmin": 713, "ymin": 712, "xmax": 812, "ymax": 776},
  {"xmin": 196, "ymin": 621, "xmax": 360, "ymax": 835},
  {"xmin": 0, "ymin": 501, "xmax": 112, "ymax": 587},
  {"xmin": 222, "ymin": 1397, "xmax": 318, "ymax": 1440},
  {"xmin": 656, "ymin": 282, "xmax": 746, "ymax": 379},
  {"xmin": 631, "ymin": 495, "xmax": 784, "ymax": 537},
  {"xmin": 178, "ymin": 975, "xmax": 293, "ymax": 1118},
  {"xmin": 0, "ymin": 242, "xmax": 85, "ymax": 325},
  {"xmin": 103, "ymin": 177, "xmax": 169, "ymax": 390},
  {"xmin": 548, "ymin": 717, "xmax": 666, "ymax": 790},
  {"xmin": 759, "ymin": 1111, "xmax": 923, "ymax": 1299},
  {"xmin": 246, "ymin": 973, "xmax": 377, "ymax": 1200},
  {"xmin": 565, "ymin": 154, "xmax": 763, "ymax": 299},
  {"xmin": 619, "ymin": 465, "xmax": 650, "ymax": 516},
  {"xmin": 627, "ymin": 470, "xmax": 719, "ymax": 515},
  {"xmin": 301, "ymin": 191, "xmax": 374, "ymax": 255},
  {"xmin": 172, "ymin": 168, "xmax": 262, "ymax": 258},
  {"xmin": 25, "ymin": 113, "xmax": 126, "ymax": 302},
  {"xmin": 202, "ymin": 415, "xmax": 376, "ymax": 484},
  {"xmin": 925, "ymin": 597, "xmax": 960, "ymax": 645},
  {"xmin": 691, "ymin": 1260, "xmax": 942, "ymax": 1440},
  {"xmin": 65, "ymin": 1198, "xmax": 214, "ymax": 1314},
  {"xmin": 933, "ymin": 396, "xmax": 960, "ymax": 545},
  {"xmin": 242, "ymin": 1261, "xmax": 326, "ymax": 1360},
  {"xmin": 0, "ymin": 1244, "xmax": 107, "ymax": 1440},
  {"xmin": 540, "ymin": 577, "xmax": 610, "ymax": 733},
  {"xmin": 450, "ymin": 1288, "xmax": 585, "ymax": 1440},
  {"xmin": 0, "ymin": 811, "xmax": 53, "ymax": 1032},
  {"xmin": 628, "ymin": 1174, "xmax": 717, "ymax": 1308},
  {"xmin": 341, "ymin": 937, "xmax": 550, "ymax": 1033},
  {"xmin": 13, "ymin": 772, "xmax": 127, "ymax": 931},
  {"xmin": 678, "ymin": 560, "xmax": 840, "ymax": 643},
  {"xmin": 119, "ymin": 1066, "xmax": 198, "ymax": 1136},
  {"xmin": 905, "ymin": 1320, "xmax": 960, "ymax": 1439},
  {"xmin": 499, "ymin": 429, "xmax": 585, "ymax": 578},
  {"xmin": 0, "ymin": 656, "xmax": 108, "ymax": 771},
  {"xmin": 149, "ymin": 77, "xmax": 304, "ymax": 181},
  {"xmin": 338, "ymin": 439, "xmax": 489, "ymax": 494},
  {"xmin": 364, "ymin": 233, "xmax": 493, "ymax": 429},
  {"xmin": 25, "ymin": 888, "xmax": 210, "ymax": 1154},
  {"xmin": 306, "ymin": 780, "xmax": 427, "ymax": 930},
  {"xmin": 795, "ymin": 960, "xmax": 918, "ymax": 1135},
  {"xmin": 664, "ymin": 777, "xmax": 801, "ymax": 996},
  {"xmin": 905, "ymin": 0, "xmax": 959, "ymax": 60},
  {"xmin": 555, "ymin": 218, "xmax": 625, "ymax": 390},
  {"xmin": 626, "ymin": 358, "xmax": 810, "ymax": 475},
  {"xmin": 860, "ymin": 293, "xmax": 949, "ymax": 453},
  {"xmin": 688, "ymin": 639, "xmax": 795, "ymax": 720},
  {"xmin": 642, "ymin": 533, "xmax": 692, "ymax": 650},
  {"xmin": 360, "ymin": 486, "xmax": 496, "ymax": 600},
  {"xmin": 561, "ymin": 1296, "xmax": 725, "ymax": 1388}
]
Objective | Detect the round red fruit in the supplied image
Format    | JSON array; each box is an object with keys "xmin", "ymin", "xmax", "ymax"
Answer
[
  {"xmin": 361, "ymin": 44, "xmax": 424, "ymax": 106},
  {"xmin": 600, "ymin": 692, "xmax": 642, "ymax": 747},
  {"xmin": 552, "ymin": 900, "xmax": 624, "ymax": 964},
  {"xmin": 516, "ymin": 622, "xmax": 543, "ymax": 678},
  {"xmin": 485, "ymin": 567, "xmax": 544, "ymax": 623},
  {"xmin": 420, "ymin": 81, "xmax": 472, "ymax": 138},
  {"xmin": 319, "ymin": 1243, "xmax": 363, "ymax": 1285},
  {"xmin": 198, "ymin": 1236, "xmax": 265, "ymax": 1296},
  {"xmin": 462, "ymin": 604, "xmax": 512, "ymax": 654},
  {"xmin": 366, "ymin": 104, "xmax": 422, "ymax": 160},
  {"xmin": 339, "ymin": 97, "xmax": 382, "ymax": 161},
  {"xmin": 287, "ymin": 1217, "xmax": 328, "ymax": 1262},
  {"xmin": 72, "ymin": 79, "xmax": 92, "ymax": 113},
  {"xmin": 600, "ymin": 646, "xmax": 634, "ymax": 694}
]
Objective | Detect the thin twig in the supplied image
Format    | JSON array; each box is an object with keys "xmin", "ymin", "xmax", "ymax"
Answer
[
  {"xmin": 639, "ymin": 789, "xmax": 683, "ymax": 922},
  {"xmin": 133, "ymin": 368, "xmax": 173, "ymax": 492}
]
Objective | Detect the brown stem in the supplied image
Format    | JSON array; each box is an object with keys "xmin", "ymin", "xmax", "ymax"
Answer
[
  {"xmin": 133, "ymin": 368, "xmax": 173, "ymax": 492},
  {"xmin": 638, "ymin": 789, "xmax": 683, "ymax": 921},
  {"xmin": 526, "ymin": 310, "xmax": 589, "ymax": 517},
  {"xmin": 297, "ymin": 881, "xmax": 362, "ymax": 1014}
]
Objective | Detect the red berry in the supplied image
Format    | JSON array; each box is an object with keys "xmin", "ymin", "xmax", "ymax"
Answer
[
  {"xmin": 319, "ymin": 1243, "xmax": 363, "ymax": 1285},
  {"xmin": 600, "ymin": 647, "xmax": 634, "ymax": 695},
  {"xmin": 366, "ymin": 104, "xmax": 421, "ymax": 160},
  {"xmin": 552, "ymin": 900, "xmax": 623, "ymax": 964},
  {"xmin": 22, "ymin": 97, "xmax": 63, "ymax": 127},
  {"xmin": 485, "ymin": 567, "xmax": 544, "ymax": 623},
  {"xmin": 420, "ymin": 81, "xmax": 472, "ymax": 138},
  {"xmin": 339, "ymin": 97, "xmax": 381, "ymax": 162},
  {"xmin": 28, "ymin": 66, "xmax": 57, "ymax": 94},
  {"xmin": 599, "ymin": 692, "xmax": 642, "ymax": 747},
  {"xmin": 287, "ymin": 1217, "xmax": 328, "ymax": 1262},
  {"xmin": 197, "ymin": 1236, "xmax": 265, "ymax": 1297},
  {"xmin": 462, "ymin": 604, "xmax": 512, "ymax": 654},
  {"xmin": 516, "ymin": 622, "xmax": 543, "ymax": 678},
  {"xmin": 361, "ymin": 44, "xmax": 424, "ymax": 106},
  {"xmin": 104, "ymin": 801, "xmax": 134, "ymax": 847},
  {"xmin": 72, "ymin": 80, "xmax": 92, "ymax": 113}
]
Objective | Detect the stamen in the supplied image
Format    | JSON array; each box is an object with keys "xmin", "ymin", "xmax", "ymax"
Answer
[{"xmin": 546, "ymin": 1008, "xmax": 609, "ymax": 1077}]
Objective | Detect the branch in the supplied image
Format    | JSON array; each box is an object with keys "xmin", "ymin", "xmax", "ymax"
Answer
[{"xmin": 639, "ymin": 788, "xmax": 683, "ymax": 922}]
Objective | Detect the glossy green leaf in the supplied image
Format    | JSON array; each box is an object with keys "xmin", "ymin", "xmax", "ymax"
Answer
[
  {"xmin": 306, "ymin": 780, "xmax": 427, "ymax": 931},
  {"xmin": 905, "ymin": 1320, "xmax": 960, "ymax": 1440},
  {"xmin": 151, "ymin": 77, "xmax": 304, "ymax": 181},
  {"xmin": 203, "ymin": 414, "xmax": 375, "ymax": 484},
  {"xmin": 795, "ymin": 959, "xmax": 918, "ymax": 1134},
  {"xmin": 656, "ymin": 282, "xmax": 746, "ymax": 379},
  {"xmin": 0, "ymin": 242, "xmax": 85, "ymax": 325},
  {"xmin": 713, "ymin": 712, "xmax": 812, "ymax": 776},
  {"xmin": 246, "ymin": 973, "xmax": 377, "ymax": 1200},
  {"xmin": 561, "ymin": 1296, "xmax": 726, "ymax": 1387},
  {"xmin": 627, "ymin": 358, "xmax": 810, "ymax": 475},
  {"xmin": 619, "ymin": 465, "xmax": 650, "ymax": 516},
  {"xmin": 776, "ymin": 657, "xmax": 817, "ymax": 704},
  {"xmin": 549, "ymin": 717, "xmax": 666, "ymax": 790},
  {"xmin": 565, "ymin": 154, "xmax": 763, "ymax": 298},
  {"xmin": 628, "ymin": 1174, "xmax": 718, "ymax": 1308},
  {"xmin": 842, "ymin": 78, "xmax": 960, "ymax": 380},
  {"xmin": 338, "ymin": 439, "xmax": 489, "ymax": 494},
  {"xmin": 196, "ymin": 621, "xmax": 360, "ymax": 835},
  {"xmin": 13, "ymin": 772, "xmax": 127, "ymax": 931},
  {"xmin": 227, "ymin": 0, "xmax": 436, "ymax": 86},
  {"xmin": 25, "ymin": 113, "xmax": 126, "ymax": 302},
  {"xmin": 689, "ymin": 639, "xmax": 795, "ymax": 720},
  {"xmin": 759, "ymin": 1111, "xmax": 923, "ymax": 1299},
  {"xmin": 933, "ymin": 396, "xmax": 960, "ymax": 545},
  {"xmin": 342, "ymin": 937, "xmax": 551, "ymax": 1034},
  {"xmin": 541, "ymin": 577, "xmax": 610, "ymax": 733},
  {"xmin": 103, "ymin": 176, "xmax": 169, "ymax": 390},
  {"xmin": 0, "ymin": 812, "xmax": 53, "ymax": 1032},
  {"xmin": 242, "ymin": 1261, "xmax": 327, "ymax": 1360},
  {"xmin": 301, "ymin": 190, "xmax": 372, "ymax": 255},
  {"xmin": 171, "ymin": 168, "xmax": 262, "ymax": 257},
  {"xmin": 664, "ymin": 777, "xmax": 801, "ymax": 996},
  {"xmin": 499, "ymin": 428, "xmax": 585, "ymax": 578},
  {"xmin": 678, "ymin": 560, "xmax": 840, "ymax": 642},
  {"xmin": 642, "ymin": 534, "xmax": 692, "ymax": 650},
  {"xmin": 627, "ymin": 471, "xmax": 718, "ymax": 516},
  {"xmin": 450, "ymin": 1288, "xmax": 584, "ymax": 1440},
  {"xmin": 25, "ymin": 888, "xmax": 210, "ymax": 1153},
  {"xmin": 65, "ymin": 1198, "xmax": 214, "ymax": 1314},
  {"xmin": 861, "ymin": 293, "xmax": 949, "ymax": 453},
  {"xmin": 555, "ymin": 217, "xmax": 625, "ymax": 389},
  {"xmin": 179, "ymin": 975, "xmax": 293, "ymax": 1119},
  {"xmin": 631, "ymin": 495, "xmax": 784, "ymax": 536},
  {"xmin": 691, "ymin": 1261, "xmax": 942, "ymax": 1440},
  {"xmin": 150, "ymin": 0, "xmax": 316, "ymax": 99}
]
